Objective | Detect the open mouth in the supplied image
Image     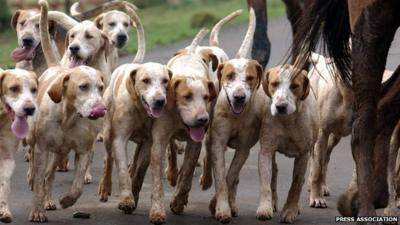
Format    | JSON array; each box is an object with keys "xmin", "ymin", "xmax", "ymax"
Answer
[
  {"xmin": 5, "ymin": 104, "xmax": 30, "ymax": 139},
  {"xmin": 231, "ymin": 102, "xmax": 246, "ymax": 115},
  {"xmin": 142, "ymin": 96, "xmax": 163, "ymax": 119},
  {"xmin": 11, "ymin": 44, "xmax": 39, "ymax": 62},
  {"xmin": 69, "ymin": 55, "xmax": 88, "ymax": 68},
  {"xmin": 113, "ymin": 40, "xmax": 126, "ymax": 49},
  {"xmin": 184, "ymin": 124, "xmax": 206, "ymax": 143}
]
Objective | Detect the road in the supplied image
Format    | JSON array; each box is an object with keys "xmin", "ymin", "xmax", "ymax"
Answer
[{"xmin": 9, "ymin": 17, "xmax": 400, "ymax": 225}]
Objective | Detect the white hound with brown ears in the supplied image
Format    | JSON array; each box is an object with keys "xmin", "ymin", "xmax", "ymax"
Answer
[
  {"xmin": 28, "ymin": 1, "xmax": 106, "ymax": 222},
  {"xmin": 0, "ymin": 67, "xmax": 38, "ymax": 223},
  {"xmin": 198, "ymin": 8, "xmax": 267, "ymax": 224},
  {"xmin": 258, "ymin": 64, "xmax": 318, "ymax": 223},
  {"xmin": 70, "ymin": 0, "xmax": 138, "ymax": 70}
]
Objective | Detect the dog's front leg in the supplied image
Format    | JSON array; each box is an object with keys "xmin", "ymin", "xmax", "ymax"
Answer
[
  {"xmin": 131, "ymin": 140, "xmax": 151, "ymax": 207},
  {"xmin": 170, "ymin": 140, "xmax": 201, "ymax": 214},
  {"xmin": 59, "ymin": 151, "xmax": 90, "ymax": 209},
  {"xmin": 29, "ymin": 144, "xmax": 49, "ymax": 223},
  {"xmin": 280, "ymin": 153, "xmax": 308, "ymax": 223},
  {"xmin": 0, "ymin": 151, "xmax": 15, "ymax": 223},
  {"xmin": 44, "ymin": 153, "xmax": 67, "ymax": 211}
]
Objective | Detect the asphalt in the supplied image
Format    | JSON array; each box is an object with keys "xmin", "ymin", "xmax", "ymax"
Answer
[{"xmin": 8, "ymin": 17, "xmax": 400, "ymax": 225}]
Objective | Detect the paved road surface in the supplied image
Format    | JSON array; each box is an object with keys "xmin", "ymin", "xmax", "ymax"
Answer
[{"xmin": 9, "ymin": 17, "xmax": 400, "ymax": 225}]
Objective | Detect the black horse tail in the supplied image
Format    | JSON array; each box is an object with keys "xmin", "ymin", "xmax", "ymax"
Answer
[{"xmin": 290, "ymin": 0, "xmax": 351, "ymax": 85}]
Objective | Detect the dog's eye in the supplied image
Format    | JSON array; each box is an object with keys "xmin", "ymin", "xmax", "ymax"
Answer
[
  {"xmin": 85, "ymin": 34, "xmax": 93, "ymax": 39},
  {"xmin": 246, "ymin": 76, "xmax": 255, "ymax": 82},
  {"xmin": 161, "ymin": 78, "xmax": 169, "ymax": 85},
  {"xmin": 98, "ymin": 85, "xmax": 104, "ymax": 92},
  {"xmin": 226, "ymin": 74, "xmax": 234, "ymax": 80},
  {"xmin": 142, "ymin": 78, "xmax": 150, "ymax": 84},
  {"xmin": 123, "ymin": 22, "xmax": 129, "ymax": 27},
  {"xmin": 290, "ymin": 84, "xmax": 299, "ymax": 90},
  {"xmin": 183, "ymin": 94, "xmax": 193, "ymax": 101},
  {"xmin": 108, "ymin": 22, "xmax": 116, "ymax": 27},
  {"xmin": 19, "ymin": 21, "xmax": 26, "ymax": 26},
  {"xmin": 79, "ymin": 84, "xmax": 89, "ymax": 91},
  {"xmin": 70, "ymin": 34, "xmax": 75, "ymax": 38},
  {"xmin": 35, "ymin": 24, "xmax": 39, "ymax": 29},
  {"xmin": 31, "ymin": 87, "xmax": 37, "ymax": 94},
  {"xmin": 9, "ymin": 85, "xmax": 20, "ymax": 93},
  {"xmin": 271, "ymin": 81, "xmax": 280, "ymax": 88},
  {"xmin": 203, "ymin": 95, "xmax": 209, "ymax": 101}
]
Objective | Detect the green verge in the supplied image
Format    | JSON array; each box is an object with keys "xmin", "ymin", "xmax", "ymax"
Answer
[{"xmin": 0, "ymin": 0, "xmax": 285, "ymax": 69}]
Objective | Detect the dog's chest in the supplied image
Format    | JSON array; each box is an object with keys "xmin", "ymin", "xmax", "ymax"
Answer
[{"xmin": 227, "ymin": 115, "xmax": 261, "ymax": 149}]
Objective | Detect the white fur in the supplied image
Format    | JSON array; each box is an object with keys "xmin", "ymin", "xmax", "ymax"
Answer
[{"xmin": 270, "ymin": 67, "xmax": 297, "ymax": 116}]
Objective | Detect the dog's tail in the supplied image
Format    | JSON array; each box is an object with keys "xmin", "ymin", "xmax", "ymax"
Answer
[
  {"xmin": 235, "ymin": 7, "xmax": 255, "ymax": 59},
  {"xmin": 187, "ymin": 28, "xmax": 209, "ymax": 54},
  {"xmin": 123, "ymin": 2, "xmax": 145, "ymax": 64},
  {"xmin": 70, "ymin": 0, "xmax": 137, "ymax": 21},
  {"xmin": 39, "ymin": 0, "xmax": 58, "ymax": 67},
  {"xmin": 209, "ymin": 9, "xmax": 242, "ymax": 47},
  {"xmin": 30, "ymin": 10, "xmax": 79, "ymax": 30},
  {"xmin": 290, "ymin": 0, "xmax": 351, "ymax": 85}
]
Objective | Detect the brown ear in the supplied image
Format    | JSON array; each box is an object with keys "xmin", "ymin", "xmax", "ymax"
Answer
[
  {"xmin": 207, "ymin": 81, "xmax": 217, "ymax": 102},
  {"xmin": 101, "ymin": 33, "xmax": 111, "ymax": 62},
  {"xmin": 166, "ymin": 77, "xmax": 183, "ymax": 111},
  {"xmin": 0, "ymin": 71, "xmax": 8, "ymax": 95},
  {"xmin": 167, "ymin": 69, "xmax": 173, "ymax": 79},
  {"xmin": 300, "ymin": 70, "xmax": 310, "ymax": 100},
  {"xmin": 94, "ymin": 14, "xmax": 104, "ymax": 29},
  {"xmin": 47, "ymin": 73, "xmax": 70, "ymax": 103},
  {"xmin": 200, "ymin": 50, "xmax": 218, "ymax": 72},
  {"xmin": 11, "ymin": 10, "xmax": 21, "ymax": 30},
  {"xmin": 126, "ymin": 68, "xmax": 139, "ymax": 100},
  {"xmin": 262, "ymin": 70, "xmax": 271, "ymax": 98},
  {"xmin": 249, "ymin": 60, "xmax": 263, "ymax": 88},
  {"xmin": 216, "ymin": 63, "xmax": 224, "ymax": 91},
  {"xmin": 64, "ymin": 31, "xmax": 70, "ymax": 52}
]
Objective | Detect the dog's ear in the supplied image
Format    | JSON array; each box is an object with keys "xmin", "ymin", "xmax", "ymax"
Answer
[
  {"xmin": 11, "ymin": 10, "xmax": 21, "ymax": 30},
  {"xmin": 248, "ymin": 60, "xmax": 263, "ymax": 89},
  {"xmin": 262, "ymin": 70, "xmax": 271, "ymax": 98},
  {"xmin": 216, "ymin": 63, "xmax": 224, "ymax": 92},
  {"xmin": 0, "ymin": 71, "xmax": 8, "ymax": 95},
  {"xmin": 173, "ymin": 48, "xmax": 186, "ymax": 57},
  {"xmin": 101, "ymin": 32, "xmax": 112, "ymax": 62},
  {"xmin": 200, "ymin": 49, "xmax": 218, "ymax": 72},
  {"xmin": 64, "ymin": 31, "xmax": 70, "ymax": 52},
  {"xmin": 48, "ymin": 72, "xmax": 70, "ymax": 103},
  {"xmin": 126, "ymin": 67, "xmax": 139, "ymax": 101},
  {"xmin": 167, "ymin": 69, "xmax": 173, "ymax": 80},
  {"xmin": 94, "ymin": 14, "xmax": 104, "ymax": 29},
  {"xmin": 300, "ymin": 70, "xmax": 310, "ymax": 100},
  {"xmin": 166, "ymin": 77, "xmax": 183, "ymax": 111},
  {"xmin": 207, "ymin": 81, "xmax": 217, "ymax": 102}
]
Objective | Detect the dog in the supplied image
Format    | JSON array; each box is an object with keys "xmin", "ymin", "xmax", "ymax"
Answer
[
  {"xmin": 258, "ymin": 64, "xmax": 317, "ymax": 223},
  {"xmin": 305, "ymin": 53, "xmax": 353, "ymax": 208},
  {"xmin": 0, "ymin": 68, "xmax": 37, "ymax": 223},
  {"xmin": 28, "ymin": 1, "xmax": 106, "ymax": 222},
  {"xmin": 145, "ymin": 28, "xmax": 216, "ymax": 224},
  {"xmin": 195, "ymin": 9, "xmax": 266, "ymax": 224},
  {"xmin": 70, "ymin": 1, "xmax": 136, "ymax": 70},
  {"xmin": 10, "ymin": 8, "xmax": 65, "ymax": 76}
]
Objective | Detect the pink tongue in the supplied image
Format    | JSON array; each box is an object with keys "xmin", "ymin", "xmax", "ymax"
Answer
[
  {"xmin": 151, "ymin": 109, "xmax": 162, "ymax": 118},
  {"xmin": 11, "ymin": 116, "xmax": 29, "ymax": 139},
  {"xmin": 189, "ymin": 127, "xmax": 205, "ymax": 142},
  {"xmin": 232, "ymin": 104, "xmax": 245, "ymax": 114},
  {"xmin": 90, "ymin": 104, "xmax": 107, "ymax": 118},
  {"xmin": 69, "ymin": 58, "xmax": 86, "ymax": 68},
  {"xmin": 11, "ymin": 47, "xmax": 34, "ymax": 62}
]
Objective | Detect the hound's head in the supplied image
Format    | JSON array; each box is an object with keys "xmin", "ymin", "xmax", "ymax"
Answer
[
  {"xmin": 0, "ymin": 69, "xmax": 38, "ymax": 139},
  {"xmin": 95, "ymin": 10, "xmax": 133, "ymax": 49},
  {"xmin": 126, "ymin": 63, "xmax": 172, "ymax": 118},
  {"xmin": 218, "ymin": 59, "xmax": 262, "ymax": 114},
  {"xmin": 262, "ymin": 64, "xmax": 310, "ymax": 116},
  {"xmin": 166, "ymin": 75, "xmax": 216, "ymax": 142},
  {"xmin": 11, "ymin": 9, "xmax": 50, "ymax": 62},
  {"xmin": 47, "ymin": 66, "xmax": 106, "ymax": 119},
  {"xmin": 65, "ymin": 21, "xmax": 110, "ymax": 68}
]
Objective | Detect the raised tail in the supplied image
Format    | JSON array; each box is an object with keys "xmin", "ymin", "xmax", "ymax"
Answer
[
  {"xmin": 187, "ymin": 28, "xmax": 209, "ymax": 54},
  {"xmin": 39, "ymin": 0, "xmax": 59, "ymax": 67},
  {"xmin": 70, "ymin": 0, "xmax": 137, "ymax": 21},
  {"xmin": 291, "ymin": 0, "xmax": 351, "ymax": 84},
  {"xmin": 235, "ymin": 7, "xmax": 255, "ymax": 58},
  {"xmin": 123, "ymin": 2, "xmax": 145, "ymax": 63},
  {"xmin": 209, "ymin": 9, "xmax": 242, "ymax": 47}
]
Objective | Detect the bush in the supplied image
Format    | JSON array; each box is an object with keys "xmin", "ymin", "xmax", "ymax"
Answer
[
  {"xmin": 190, "ymin": 12, "xmax": 218, "ymax": 28},
  {"xmin": 0, "ymin": 0, "xmax": 11, "ymax": 32}
]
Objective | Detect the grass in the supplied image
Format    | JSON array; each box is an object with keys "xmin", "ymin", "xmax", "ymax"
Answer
[{"xmin": 0, "ymin": 0, "xmax": 285, "ymax": 68}]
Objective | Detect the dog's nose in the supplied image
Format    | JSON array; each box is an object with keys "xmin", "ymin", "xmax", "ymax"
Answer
[
  {"xmin": 24, "ymin": 106, "xmax": 35, "ymax": 116},
  {"xmin": 154, "ymin": 98, "xmax": 165, "ymax": 108},
  {"xmin": 22, "ymin": 38, "xmax": 34, "ymax": 47},
  {"xmin": 195, "ymin": 116, "xmax": 209, "ymax": 127},
  {"xmin": 233, "ymin": 95, "xmax": 246, "ymax": 104},
  {"xmin": 117, "ymin": 34, "xmax": 127, "ymax": 44},
  {"xmin": 276, "ymin": 105, "xmax": 287, "ymax": 114},
  {"xmin": 69, "ymin": 45, "xmax": 80, "ymax": 54}
]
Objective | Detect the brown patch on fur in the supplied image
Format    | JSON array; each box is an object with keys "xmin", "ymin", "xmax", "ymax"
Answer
[
  {"xmin": 166, "ymin": 76, "xmax": 186, "ymax": 111},
  {"xmin": 245, "ymin": 59, "xmax": 263, "ymax": 89},
  {"xmin": 47, "ymin": 73, "xmax": 70, "ymax": 103},
  {"xmin": 217, "ymin": 63, "xmax": 235, "ymax": 91},
  {"xmin": 199, "ymin": 49, "xmax": 218, "ymax": 72},
  {"xmin": 126, "ymin": 69, "xmax": 139, "ymax": 101}
]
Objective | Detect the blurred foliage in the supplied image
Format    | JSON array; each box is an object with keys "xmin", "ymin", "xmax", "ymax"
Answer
[
  {"xmin": 190, "ymin": 12, "xmax": 218, "ymax": 28},
  {"xmin": 0, "ymin": 0, "xmax": 11, "ymax": 32}
]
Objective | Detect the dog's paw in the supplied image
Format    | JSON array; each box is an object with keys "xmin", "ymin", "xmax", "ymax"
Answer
[
  {"xmin": 59, "ymin": 194, "xmax": 77, "ymax": 209},
  {"xmin": 29, "ymin": 210, "xmax": 48, "ymax": 223},
  {"xmin": 118, "ymin": 197, "xmax": 136, "ymax": 214},
  {"xmin": 98, "ymin": 178, "xmax": 112, "ymax": 202},
  {"xmin": 230, "ymin": 205, "xmax": 239, "ymax": 217},
  {"xmin": 322, "ymin": 185, "xmax": 330, "ymax": 196},
  {"xmin": 170, "ymin": 197, "xmax": 187, "ymax": 214},
  {"xmin": 256, "ymin": 205, "xmax": 274, "ymax": 221},
  {"xmin": 280, "ymin": 205, "xmax": 299, "ymax": 224},
  {"xmin": 84, "ymin": 173, "xmax": 92, "ymax": 184},
  {"xmin": 215, "ymin": 201, "xmax": 232, "ymax": 224},
  {"xmin": 0, "ymin": 208, "xmax": 12, "ymax": 223},
  {"xmin": 149, "ymin": 207, "xmax": 166, "ymax": 225},
  {"xmin": 199, "ymin": 174, "xmax": 212, "ymax": 191},
  {"xmin": 309, "ymin": 196, "xmax": 327, "ymax": 208},
  {"xmin": 44, "ymin": 200, "xmax": 57, "ymax": 211},
  {"xmin": 383, "ymin": 206, "xmax": 400, "ymax": 225}
]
